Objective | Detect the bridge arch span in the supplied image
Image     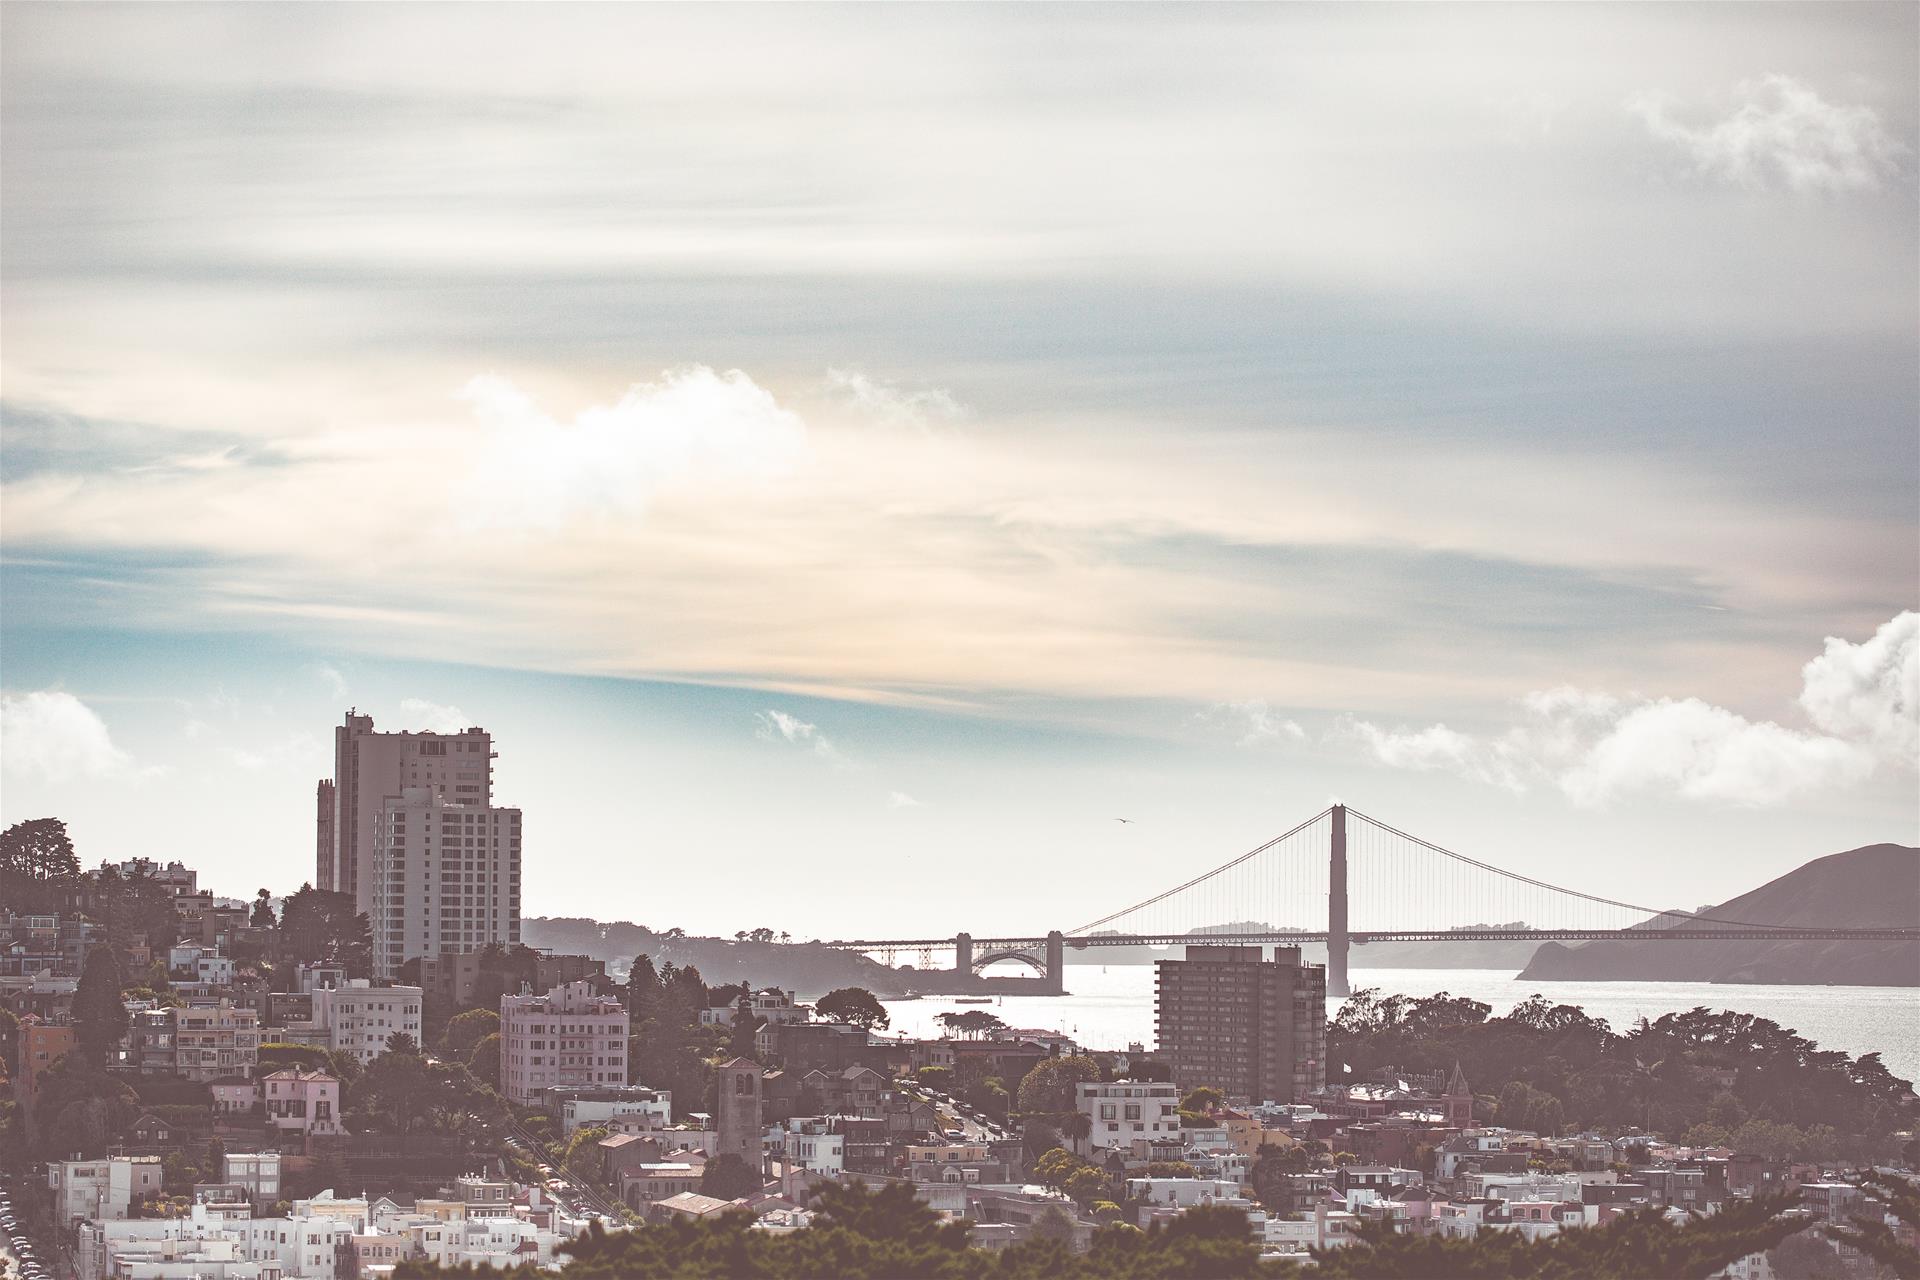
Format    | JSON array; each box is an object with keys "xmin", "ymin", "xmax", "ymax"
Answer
[{"xmin": 972, "ymin": 948, "xmax": 1047, "ymax": 975}]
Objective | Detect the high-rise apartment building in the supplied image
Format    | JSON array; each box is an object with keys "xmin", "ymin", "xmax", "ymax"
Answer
[
  {"xmin": 499, "ymin": 981, "xmax": 629, "ymax": 1104},
  {"xmin": 1155, "ymin": 945, "xmax": 1326, "ymax": 1105},
  {"xmin": 318, "ymin": 712, "xmax": 494, "ymax": 912},
  {"xmin": 370, "ymin": 787, "xmax": 520, "ymax": 979}
]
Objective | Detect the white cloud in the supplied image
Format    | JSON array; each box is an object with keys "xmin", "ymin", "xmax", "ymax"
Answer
[
  {"xmin": 0, "ymin": 690, "xmax": 139, "ymax": 783},
  {"xmin": 461, "ymin": 366, "xmax": 808, "ymax": 528},
  {"xmin": 398, "ymin": 698, "xmax": 474, "ymax": 734},
  {"xmin": 887, "ymin": 790, "xmax": 922, "ymax": 808},
  {"xmin": 1558, "ymin": 698, "xmax": 1872, "ymax": 807},
  {"xmin": 755, "ymin": 709, "xmax": 843, "ymax": 765},
  {"xmin": 1202, "ymin": 700, "xmax": 1307, "ymax": 748},
  {"xmin": 825, "ymin": 369, "xmax": 964, "ymax": 431},
  {"xmin": 1798, "ymin": 611, "xmax": 1919, "ymax": 761},
  {"xmin": 1346, "ymin": 611, "xmax": 1916, "ymax": 807},
  {"xmin": 1632, "ymin": 74, "xmax": 1902, "ymax": 193}
]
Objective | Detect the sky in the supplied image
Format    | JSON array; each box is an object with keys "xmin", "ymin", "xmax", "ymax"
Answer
[{"xmin": 1, "ymin": 4, "xmax": 1915, "ymax": 942}]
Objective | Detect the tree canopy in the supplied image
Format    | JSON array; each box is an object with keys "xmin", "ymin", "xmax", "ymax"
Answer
[
  {"xmin": 73, "ymin": 946, "xmax": 129, "ymax": 1066},
  {"xmin": 816, "ymin": 987, "xmax": 890, "ymax": 1031},
  {"xmin": 1330, "ymin": 990, "xmax": 1915, "ymax": 1162},
  {"xmin": 1016, "ymin": 1055, "xmax": 1102, "ymax": 1117},
  {"xmin": 388, "ymin": 1179, "xmax": 1820, "ymax": 1280}
]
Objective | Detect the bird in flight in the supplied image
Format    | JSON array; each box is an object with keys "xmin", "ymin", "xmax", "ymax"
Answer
[{"xmin": 1114, "ymin": 818, "xmax": 1132, "ymax": 824}]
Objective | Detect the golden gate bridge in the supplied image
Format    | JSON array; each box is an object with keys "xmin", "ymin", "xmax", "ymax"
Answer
[{"xmin": 826, "ymin": 805, "xmax": 1916, "ymax": 996}]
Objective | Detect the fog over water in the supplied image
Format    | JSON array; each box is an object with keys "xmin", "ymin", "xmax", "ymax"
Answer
[{"xmin": 881, "ymin": 965, "xmax": 1920, "ymax": 1084}]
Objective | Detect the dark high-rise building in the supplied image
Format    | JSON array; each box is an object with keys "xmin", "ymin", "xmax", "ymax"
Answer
[
  {"xmin": 1155, "ymin": 944, "xmax": 1326, "ymax": 1105},
  {"xmin": 315, "ymin": 780, "xmax": 336, "ymax": 892}
]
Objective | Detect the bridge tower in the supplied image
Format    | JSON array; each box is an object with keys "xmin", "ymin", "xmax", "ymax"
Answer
[
  {"xmin": 1329, "ymin": 804, "xmax": 1350, "ymax": 998},
  {"xmin": 955, "ymin": 932, "xmax": 973, "ymax": 975}
]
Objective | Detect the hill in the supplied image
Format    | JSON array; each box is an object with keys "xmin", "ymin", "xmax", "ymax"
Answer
[
  {"xmin": 1519, "ymin": 843, "xmax": 1920, "ymax": 986},
  {"xmin": 519, "ymin": 917, "xmax": 915, "ymax": 997}
]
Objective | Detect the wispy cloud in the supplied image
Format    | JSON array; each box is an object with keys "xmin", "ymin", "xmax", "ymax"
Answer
[
  {"xmin": 887, "ymin": 790, "xmax": 922, "ymax": 809},
  {"xmin": 1631, "ymin": 74, "xmax": 1903, "ymax": 193},
  {"xmin": 1345, "ymin": 611, "xmax": 1916, "ymax": 807},
  {"xmin": 1199, "ymin": 700, "xmax": 1307, "ymax": 748},
  {"xmin": 826, "ymin": 369, "xmax": 964, "ymax": 431},
  {"xmin": 0, "ymin": 690, "xmax": 145, "ymax": 783},
  {"xmin": 308, "ymin": 662, "xmax": 349, "ymax": 702},
  {"xmin": 755, "ymin": 709, "xmax": 844, "ymax": 766},
  {"xmin": 398, "ymin": 698, "xmax": 474, "ymax": 734}
]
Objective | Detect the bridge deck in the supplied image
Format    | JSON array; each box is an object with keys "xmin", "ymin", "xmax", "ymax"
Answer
[{"xmin": 829, "ymin": 927, "xmax": 1920, "ymax": 948}]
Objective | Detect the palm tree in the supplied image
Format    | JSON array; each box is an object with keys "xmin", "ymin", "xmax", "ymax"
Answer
[{"xmin": 1062, "ymin": 1111, "xmax": 1093, "ymax": 1157}]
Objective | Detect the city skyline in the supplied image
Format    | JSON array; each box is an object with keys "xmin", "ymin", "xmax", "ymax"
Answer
[{"xmin": 3, "ymin": 4, "xmax": 1916, "ymax": 939}]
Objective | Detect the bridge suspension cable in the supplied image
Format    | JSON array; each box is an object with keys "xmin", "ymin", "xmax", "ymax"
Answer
[
  {"xmin": 1068, "ymin": 806, "xmax": 1332, "ymax": 936},
  {"xmin": 1344, "ymin": 806, "xmax": 1809, "ymax": 933}
]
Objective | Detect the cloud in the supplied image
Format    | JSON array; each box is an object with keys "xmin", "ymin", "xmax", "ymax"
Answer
[
  {"xmin": 460, "ymin": 366, "xmax": 808, "ymax": 528},
  {"xmin": 825, "ymin": 369, "xmax": 964, "ymax": 431},
  {"xmin": 0, "ymin": 690, "xmax": 139, "ymax": 782},
  {"xmin": 1631, "ymin": 74, "xmax": 1903, "ymax": 193},
  {"xmin": 308, "ymin": 663, "xmax": 349, "ymax": 702},
  {"xmin": 1345, "ymin": 611, "xmax": 1916, "ymax": 807},
  {"xmin": 887, "ymin": 790, "xmax": 922, "ymax": 808},
  {"xmin": 398, "ymin": 698, "xmax": 474, "ymax": 734},
  {"xmin": 4, "ymin": 360, "xmax": 1912, "ymax": 716},
  {"xmin": 755, "ymin": 709, "xmax": 844, "ymax": 765},
  {"xmin": 1201, "ymin": 700, "xmax": 1307, "ymax": 748},
  {"xmin": 1798, "ymin": 611, "xmax": 1918, "ymax": 761}
]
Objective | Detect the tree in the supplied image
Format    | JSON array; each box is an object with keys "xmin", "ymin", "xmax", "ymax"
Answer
[
  {"xmin": 815, "ymin": 987, "xmax": 889, "ymax": 1031},
  {"xmin": 384, "ymin": 1031, "xmax": 420, "ymax": 1058},
  {"xmin": 467, "ymin": 1033, "xmax": 501, "ymax": 1087},
  {"xmin": 278, "ymin": 885, "xmax": 372, "ymax": 977},
  {"xmin": 1310, "ymin": 1195, "xmax": 1812, "ymax": 1280},
  {"xmin": 73, "ymin": 947, "xmax": 129, "ymax": 1065},
  {"xmin": 1016, "ymin": 1055, "xmax": 1101, "ymax": 1116},
  {"xmin": 699, "ymin": 1153, "xmax": 763, "ymax": 1201},
  {"xmin": 1031, "ymin": 1203, "xmax": 1077, "ymax": 1244},
  {"xmin": 1033, "ymin": 1147, "xmax": 1080, "ymax": 1187},
  {"xmin": 727, "ymin": 1000, "xmax": 764, "ymax": 1062},
  {"xmin": 626, "ymin": 954, "xmax": 660, "ymax": 1023},
  {"xmin": 440, "ymin": 1009, "xmax": 500, "ymax": 1060},
  {"xmin": 561, "ymin": 1125, "xmax": 610, "ymax": 1182},
  {"xmin": 1827, "ymin": 1170, "xmax": 1920, "ymax": 1278},
  {"xmin": 0, "ymin": 818, "xmax": 81, "ymax": 913},
  {"xmin": 1061, "ymin": 1110, "xmax": 1093, "ymax": 1155},
  {"xmin": 915, "ymin": 1066, "xmax": 954, "ymax": 1090},
  {"xmin": 33, "ymin": 1054, "xmax": 138, "ymax": 1160},
  {"xmin": 1180, "ymin": 1085, "xmax": 1224, "ymax": 1116},
  {"xmin": 250, "ymin": 889, "xmax": 276, "ymax": 929},
  {"xmin": 1064, "ymin": 1165, "xmax": 1111, "ymax": 1207},
  {"xmin": 88, "ymin": 863, "xmax": 181, "ymax": 958}
]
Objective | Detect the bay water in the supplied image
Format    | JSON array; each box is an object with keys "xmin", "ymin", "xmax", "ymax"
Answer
[{"xmin": 880, "ymin": 965, "xmax": 1920, "ymax": 1084}]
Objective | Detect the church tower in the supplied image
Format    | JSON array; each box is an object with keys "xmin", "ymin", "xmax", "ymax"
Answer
[
  {"xmin": 1444, "ymin": 1061, "xmax": 1473, "ymax": 1127},
  {"xmin": 716, "ymin": 1058, "xmax": 764, "ymax": 1169}
]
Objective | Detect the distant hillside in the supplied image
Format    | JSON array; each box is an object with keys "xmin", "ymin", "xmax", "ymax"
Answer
[
  {"xmin": 520, "ymin": 918, "xmax": 915, "ymax": 997},
  {"xmin": 1519, "ymin": 843, "xmax": 1920, "ymax": 986}
]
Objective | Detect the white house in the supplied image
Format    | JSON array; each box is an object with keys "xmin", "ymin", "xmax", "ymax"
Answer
[
  {"xmin": 1076, "ymin": 1080, "xmax": 1182, "ymax": 1150},
  {"xmin": 47, "ymin": 1156, "xmax": 162, "ymax": 1223}
]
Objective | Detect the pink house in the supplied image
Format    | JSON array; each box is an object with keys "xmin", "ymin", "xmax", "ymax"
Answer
[{"xmin": 261, "ymin": 1068, "xmax": 343, "ymax": 1136}]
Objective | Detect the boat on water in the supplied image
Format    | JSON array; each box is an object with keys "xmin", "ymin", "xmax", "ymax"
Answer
[{"xmin": 953, "ymin": 996, "xmax": 993, "ymax": 1004}]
